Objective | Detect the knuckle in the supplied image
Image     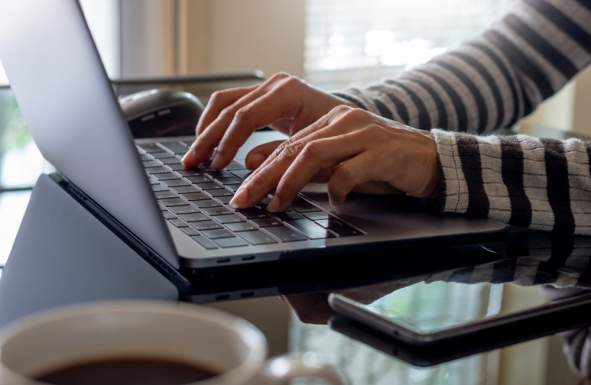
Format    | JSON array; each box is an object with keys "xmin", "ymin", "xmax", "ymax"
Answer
[
  {"xmin": 233, "ymin": 107, "xmax": 251, "ymax": 125},
  {"xmin": 330, "ymin": 105, "xmax": 352, "ymax": 115},
  {"xmin": 283, "ymin": 75, "xmax": 302, "ymax": 88},
  {"xmin": 270, "ymin": 72, "xmax": 291, "ymax": 81},
  {"xmin": 301, "ymin": 141, "xmax": 321, "ymax": 160},
  {"xmin": 209, "ymin": 90, "xmax": 224, "ymax": 104},
  {"xmin": 343, "ymin": 107, "xmax": 367, "ymax": 121},
  {"xmin": 219, "ymin": 106, "xmax": 236, "ymax": 121},
  {"xmin": 280, "ymin": 141, "xmax": 303, "ymax": 160}
]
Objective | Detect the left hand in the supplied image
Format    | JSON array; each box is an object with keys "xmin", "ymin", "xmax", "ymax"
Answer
[{"xmin": 230, "ymin": 106, "xmax": 441, "ymax": 211}]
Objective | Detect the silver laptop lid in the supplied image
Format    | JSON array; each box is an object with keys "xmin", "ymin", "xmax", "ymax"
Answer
[{"xmin": 0, "ymin": 0, "xmax": 179, "ymax": 267}]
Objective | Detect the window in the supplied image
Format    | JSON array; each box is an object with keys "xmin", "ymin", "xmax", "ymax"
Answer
[{"xmin": 305, "ymin": 0, "xmax": 514, "ymax": 89}]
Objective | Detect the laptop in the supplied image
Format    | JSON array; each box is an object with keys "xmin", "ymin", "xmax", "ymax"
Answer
[{"xmin": 0, "ymin": 0, "xmax": 507, "ymax": 274}]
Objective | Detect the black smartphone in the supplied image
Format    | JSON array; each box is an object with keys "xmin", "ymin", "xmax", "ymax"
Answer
[{"xmin": 328, "ymin": 283, "xmax": 591, "ymax": 347}]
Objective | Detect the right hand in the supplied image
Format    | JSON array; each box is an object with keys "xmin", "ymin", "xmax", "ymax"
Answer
[{"xmin": 181, "ymin": 72, "xmax": 355, "ymax": 170}]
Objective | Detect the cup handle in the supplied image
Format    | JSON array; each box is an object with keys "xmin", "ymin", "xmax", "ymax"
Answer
[{"xmin": 258, "ymin": 354, "xmax": 348, "ymax": 385}]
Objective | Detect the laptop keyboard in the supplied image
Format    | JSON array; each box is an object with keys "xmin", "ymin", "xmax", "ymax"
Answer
[{"xmin": 137, "ymin": 140, "xmax": 363, "ymax": 250}]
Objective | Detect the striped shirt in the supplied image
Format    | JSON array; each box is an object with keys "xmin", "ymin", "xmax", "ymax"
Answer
[{"xmin": 335, "ymin": 0, "xmax": 591, "ymax": 237}]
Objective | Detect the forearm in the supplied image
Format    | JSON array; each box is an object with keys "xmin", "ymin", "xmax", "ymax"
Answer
[
  {"xmin": 433, "ymin": 129, "xmax": 591, "ymax": 236},
  {"xmin": 336, "ymin": 0, "xmax": 591, "ymax": 133}
]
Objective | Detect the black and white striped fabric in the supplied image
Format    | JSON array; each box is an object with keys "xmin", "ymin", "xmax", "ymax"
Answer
[{"xmin": 335, "ymin": 0, "xmax": 591, "ymax": 236}]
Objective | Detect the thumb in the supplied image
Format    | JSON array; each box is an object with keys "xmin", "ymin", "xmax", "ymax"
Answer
[{"xmin": 245, "ymin": 140, "xmax": 284, "ymax": 170}]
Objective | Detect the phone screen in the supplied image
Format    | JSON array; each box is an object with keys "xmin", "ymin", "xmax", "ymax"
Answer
[{"xmin": 343, "ymin": 280, "xmax": 550, "ymax": 334}]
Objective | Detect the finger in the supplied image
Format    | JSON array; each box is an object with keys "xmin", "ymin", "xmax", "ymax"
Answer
[
  {"xmin": 183, "ymin": 75, "xmax": 290, "ymax": 167},
  {"xmin": 245, "ymin": 106, "xmax": 354, "ymax": 179},
  {"xmin": 197, "ymin": 86, "xmax": 256, "ymax": 136},
  {"xmin": 244, "ymin": 140, "xmax": 284, "ymax": 170},
  {"xmin": 268, "ymin": 131, "xmax": 369, "ymax": 212},
  {"xmin": 229, "ymin": 107, "xmax": 368, "ymax": 208},
  {"xmin": 328, "ymin": 152, "xmax": 377, "ymax": 207},
  {"xmin": 182, "ymin": 87, "xmax": 255, "ymax": 166},
  {"xmin": 212, "ymin": 88, "xmax": 301, "ymax": 168},
  {"xmin": 183, "ymin": 86, "xmax": 270, "ymax": 166}
]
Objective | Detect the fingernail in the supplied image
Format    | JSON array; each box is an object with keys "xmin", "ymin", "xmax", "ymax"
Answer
[
  {"xmin": 229, "ymin": 188, "xmax": 249, "ymax": 208},
  {"xmin": 267, "ymin": 196, "xmax": 282, "ymax": 212},
  {"xmin": 181, "ymin": 149, "xmax": 192, "ymax": 165},
  {"xmin": 247, "ymin": 153, "xmax": 265, "ymax": 170}
]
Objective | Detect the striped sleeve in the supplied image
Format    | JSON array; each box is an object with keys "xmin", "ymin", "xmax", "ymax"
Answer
[
  {"xmin": 434, "ymin": 130, "xmax": 591, "ymax": 235},
  {"xmin": 335, "ymin": 0, "xmax": 591, "ymax": 235},
  {"xmin": 336, "ymin": 0, "xmax": 591, "ymax": 133}
]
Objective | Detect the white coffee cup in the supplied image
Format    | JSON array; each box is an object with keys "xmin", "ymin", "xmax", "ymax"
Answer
[{"xmin": 0, "ymin": 301, "xmax": 347, "ymax": 385}]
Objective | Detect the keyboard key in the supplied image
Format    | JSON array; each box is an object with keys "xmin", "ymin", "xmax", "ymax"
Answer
[
  {"xmin": 231, "ymin": 169, "xmax": 251, "ymax": 179},
  {"xmin": 142, "ymin": 160, "xmax": 162, "ymax": 168},
  {"xmin": 181, "ymin": 192, "xmax": 208, "ymax": 201},
  {"xmin": 252, "ymin": 217, "xmax": 282, "ymax": 227},
  {"xmin": 197, "ymin": 182, "xmax": 221, "ymax": 190},
  {"xmin": 167, "ymin": 164, "xmax": 185, "ymax": 171},
  {"xmin": 168, "ymin": 205, "xmax": 198, "ymax": 214},
  {"xmin": 152, "ymin": 151, "xmax": 176, "ymax": 159},
  {"xmin": 146, "ymin": 166, "xmax": 169, "ymax": 175},
  {"xmin": 202, "ymin": 206, "xmax": 233, "ymax": 216},
  {"xmin": 287, "ymin": 218, "xmax": 335, "ymax": 239},
  {"xmin": 215, "ymin": 236, "xmax": 249, "ymax": 248},
  {"xmin": 160, "ymin": 157, "xmax": 182, "ymax": 165},
  {"xmin": 237, "ymin": 207, "xmax": 269, "ymax": 219},
  {"xmin": 265, "ymin": 225, "xmax": 307, "ymax": 242},
  {"xmin": 154, "ymin": 172, "xmax": 181, "ymax": 181},
  {"xmin": 162, "ymin": 211, "xmax": 176, "ymax": 220},
  {"xmin": 207, "ymin": 188, "xmax": 233, "ymax": 197},
  {"xmin": 193, "ymin": 199, "xmax": 220, "ymax": 208},
  {"xmin": 277, "ymin": 211, "xmax": 304, "ymax": 220},
  {"xmin": 215, "ymin": 196, "xmax": 233, "ymax": 204},
  {"xmin": 219, "ymin": 177, "xmax": 242, "ymax": 185},
  {"xmin": 214, "ymin": 214, "xmax": 246, "ymax": 224},
  {"xmin": 169, "ymin": 219, "xmax": 187, "ymax": 227},
  {"xmin": 206, "ymin": 170, "xmax": 235, "ymax": 180},
  {"xmin": 186, "ymin": 175, "xmax": 210, "ymax": 184},
  {"xmin": 238, "ymin": 230, "xmax": 277, "ymax": 245},
  {"xmin": 151, "ymin": 184, "xmax": 169, "ymax": 192},
  {"xmin": 138, "ymin": 143, "xmax": 162, "ymax": 153},
  {"xmin": 224, "ymin": 184, "xmax": 241, "ymax": 193},
  {"xmin": 303, "ymin": 211, "xmax": 330, "ymax": 221},
  {"xmin": 159, "ymin": 197, "xmax": 186, "ymax": 207},
  {"xmin": 191, "ymin": 236, "xmax": 218, "ymax": 250},
  {"xmin": 190, "ymin": 221, "xmax": 222, "ymax": 231},
  {"xmin": 202, "ymin": 228, "xmax": 234, "ymax": 239},
  {"xmin": 165, "ymin": 179, "xmax": 190, "ymax": 187},
  {"xmin": 178, "ymin": 213, "xmax": 208, "ymax": 222},
  {"xmin": 181, "ymin": 227, "xmax": 200, "ymax": 236},
  {"xmin": 140, "ymin": 154, "xmax": 152, "ymax": 161},
  {"xmin": 173, "ymin": 186, "xmax": 199, "ymax": 194},
  {"xmin": 291, "ymin": 198, "xmax": 321, "ymax": 212},
  {"xmin": 155, "ymin": 191, "xmax": 178, "ymax": 200},
  {"xmin": 178, "ymin": 169, "xmax": 202, "ymax": 177},
  {"xmin": 160, "ymin": 141, "xmax": 189, "ymax": 154},
  {"xmin": 318, "ymin": 218, "xmax": 364, "ymax": 237},
  {"xmin": 226, "ymin": 221, "xmax": 258, "ymax": 232}
]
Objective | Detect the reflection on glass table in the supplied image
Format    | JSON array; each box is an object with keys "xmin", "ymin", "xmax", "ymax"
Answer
[{"xmin": 286, "ymin": 251, "xmax": 591, "ymax": 384}]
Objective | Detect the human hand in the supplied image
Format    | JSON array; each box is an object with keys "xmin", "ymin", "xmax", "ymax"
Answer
[
  {"xmin": 229, "ymin": 106, "xmax": 441, "ymax": 211},
  {"xmin": 181, "ymin": 72, "xmax": 354, "ymax": 169}
]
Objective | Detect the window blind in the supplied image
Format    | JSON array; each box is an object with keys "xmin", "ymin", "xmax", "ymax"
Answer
[{"xmin": 305, "ymin": 0, "xmax": 514, "ymax": 89}]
